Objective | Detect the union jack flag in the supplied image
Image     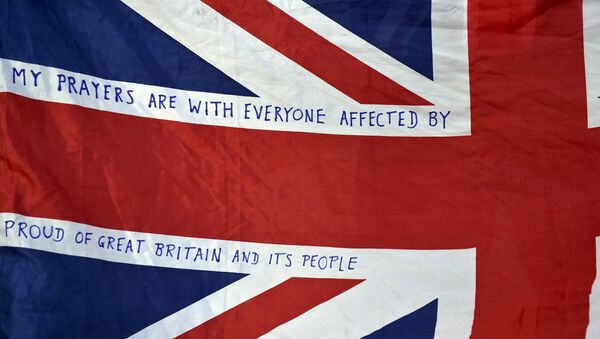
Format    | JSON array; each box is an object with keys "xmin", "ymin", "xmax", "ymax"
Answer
[{"xmin": 0, "ymin": 0, "xmax": 599, "ymax": 338}]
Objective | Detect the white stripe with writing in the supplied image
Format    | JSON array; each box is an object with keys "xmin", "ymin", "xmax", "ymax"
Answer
[
  {"xmin": 121, "ymin": 0, "xmax": 470, "ymax": 136},
  {"xmin": 2, "ymin": 58, "xmax": 464, "ymax": 136},
  {"xmin": 0, "ymin": 212, "xmax": 476, "ymax": 338}
]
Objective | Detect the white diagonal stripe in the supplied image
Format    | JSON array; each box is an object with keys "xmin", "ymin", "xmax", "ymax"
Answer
[
  {"xmin": 267, "ymin": 0, "xmax": 471, "ymax": 107},
  {"xmin": 121, "ymin": 0, "xmax": 354, "ymax": 106},
  {"xmin": 129, "ymin": 274, "xmax": 289, "ymax": 339}
]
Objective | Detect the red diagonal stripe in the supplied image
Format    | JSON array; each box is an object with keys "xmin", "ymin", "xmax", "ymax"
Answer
[
  {"xmin": 202, "ymin": 0, "xmax": 431, "ymax": 106},
  {"xmin": 177, "ymin": 277, "xmax": 363, "ymax": 339}
]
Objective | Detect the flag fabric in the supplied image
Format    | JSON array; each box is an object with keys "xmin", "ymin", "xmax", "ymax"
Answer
[{"xmin": 0, "ymin": 0, "xmax": 599, "ymax": 338}]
